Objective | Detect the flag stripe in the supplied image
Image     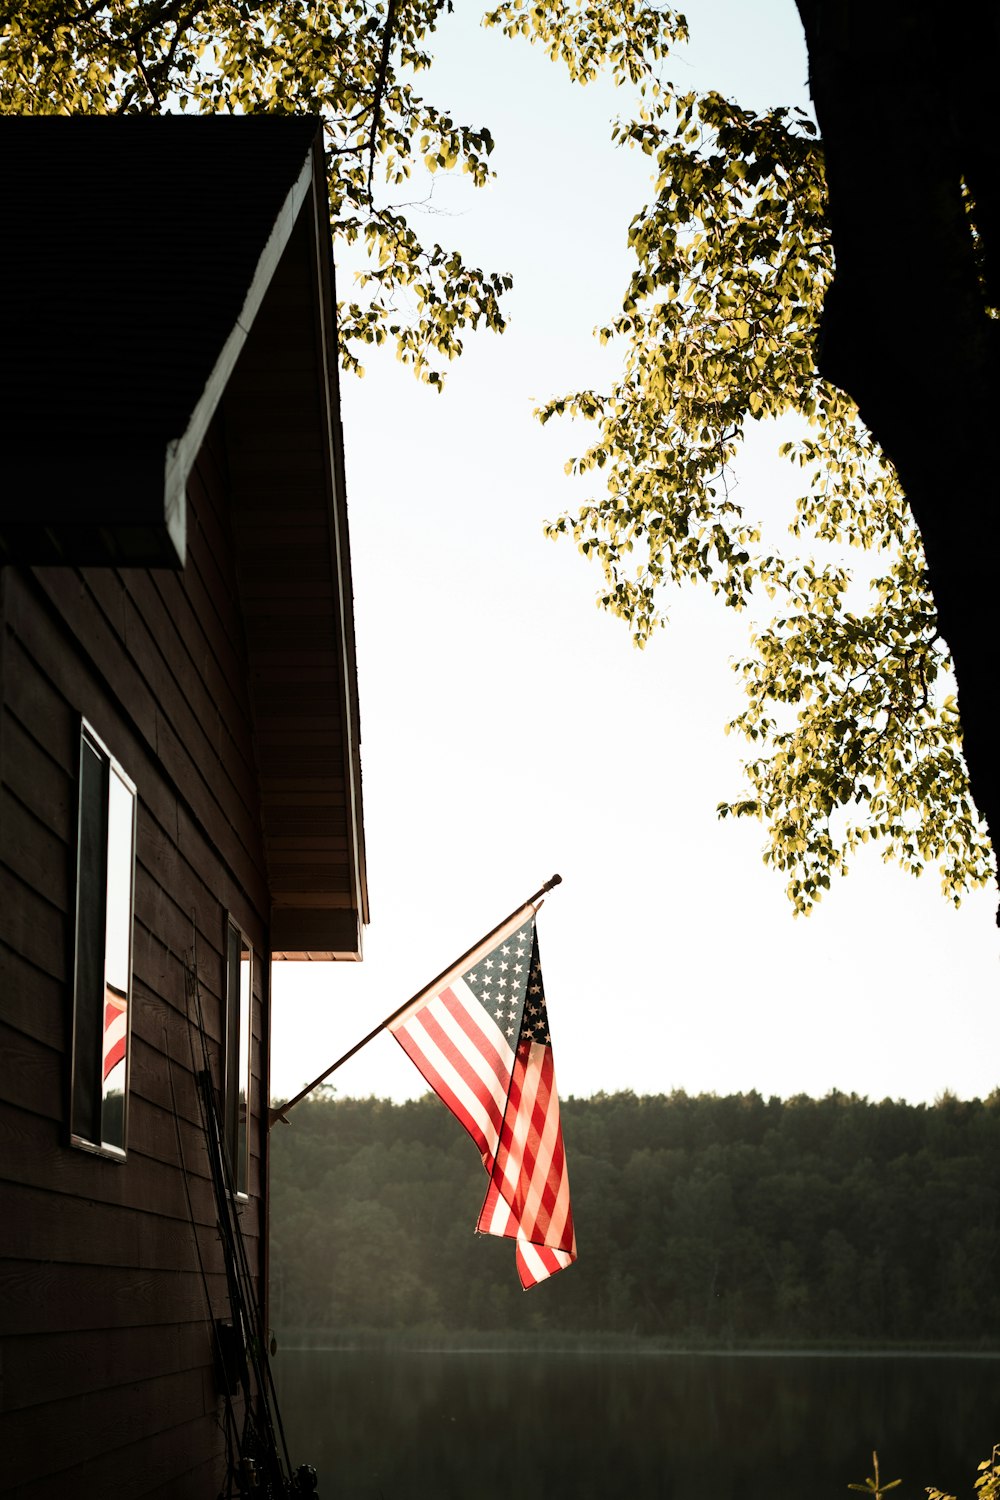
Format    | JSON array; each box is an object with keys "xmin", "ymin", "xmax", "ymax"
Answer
[
  {"xmin": 390, "ymin": 978, "xmax": 513, "ymax": 1076},
  {"xmin": 102, "ymin": 994, "xmax": 128, "ymax": 1081},
  {"xmin": 394, "ymin": 1020, "xmax": 497, "ymax": 1161},
  {"xmin": 486, "ymin": 1043, "xmax": 574, "ymax": 1258},
  {"xmin": 491, "ymin": 1053, "xmax": 539, "ymax": 1217},
  {"xmin": 391, "ymin": 982, "xmax": 515, "ymax": 1161},
  {"xmin": 516, "ymin": 1239, "xmax": 575, "ymax": 1290},
  {"xmin": 435, "ymin": 980, "xmax": 515, "ymax": 1113},
  {"xmin": 519, "ymin": 1055, "xmax": 562, "ymax": 1232},
  {"xmin": 416, "ymin": 1000, "xmax": 508, "ymax": 1137}
]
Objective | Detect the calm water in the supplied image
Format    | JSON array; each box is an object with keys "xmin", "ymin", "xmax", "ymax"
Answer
[{"xmin": 273, "ymin": 1348, "xmax": 1000, "ymax": 1499}]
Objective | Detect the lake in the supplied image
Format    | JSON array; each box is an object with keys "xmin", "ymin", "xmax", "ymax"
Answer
[{"xmin": 273, "ymin": 1347, "xmax": 1000, "ymax": 1498}]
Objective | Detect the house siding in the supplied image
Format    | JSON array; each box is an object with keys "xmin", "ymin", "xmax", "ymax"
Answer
[{"xmin": 0, "ymin": 416, "xmax": 270, "ymax": 1497}]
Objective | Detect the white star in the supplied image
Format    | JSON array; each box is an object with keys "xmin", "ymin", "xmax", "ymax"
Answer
[{"xmin": 502, "ymin": 944, "xmax": 511, "ymax": 955}]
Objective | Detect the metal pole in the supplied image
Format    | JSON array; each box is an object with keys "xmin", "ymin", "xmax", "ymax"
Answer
[{"xmin": 268, "ymin": 873, "xmax": 562, "ymax": 1128}]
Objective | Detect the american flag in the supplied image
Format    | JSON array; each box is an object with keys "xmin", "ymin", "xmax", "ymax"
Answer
[{"xmin": 389, "ymin": 910, "xmax": 576, "ymax": 1288}]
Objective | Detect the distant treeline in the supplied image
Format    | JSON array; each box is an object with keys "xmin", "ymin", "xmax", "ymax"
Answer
[{"xmin": 268, "ymin": 1089, "xmax": 1000, "ymax": 1346}]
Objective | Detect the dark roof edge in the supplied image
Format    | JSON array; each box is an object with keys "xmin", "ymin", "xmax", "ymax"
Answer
[
  {"xmin": 164, "ymin": 122, "xmax": 321, "ymax": 565},
  {"xmin": 306, "ymin": 142, "xmax": 370, "ymax": 935}
]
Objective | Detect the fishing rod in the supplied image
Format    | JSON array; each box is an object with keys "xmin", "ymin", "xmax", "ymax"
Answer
[
  {"xmin": 186, "ymin": 948, "xmax": 316, "ymax": 1497},
  {"xmin": 165, "ymin": 1024, "xmax": 245, "ymax": 1486}
]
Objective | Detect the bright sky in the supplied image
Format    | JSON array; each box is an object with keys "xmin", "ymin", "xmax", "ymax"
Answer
[{"xmin": 270, "ymin": 0, "xmax": 1000, "ymax": 1109}]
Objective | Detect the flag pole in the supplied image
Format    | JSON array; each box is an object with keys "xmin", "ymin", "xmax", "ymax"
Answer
[{"xmin": 268, "ymin": 873, "xmax": 562, "ymax": 1129}]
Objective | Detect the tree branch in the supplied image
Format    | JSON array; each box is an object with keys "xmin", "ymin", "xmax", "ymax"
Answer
[{"xmin": 366, "ymin": 0, "xmax": 399, "ymax": 202}]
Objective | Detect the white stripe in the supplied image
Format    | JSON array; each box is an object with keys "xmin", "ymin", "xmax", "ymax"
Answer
[
  {"xmin": 103, "ymin": 1011, "xmax": 127, "ymax": 1063},
  {"xmin": 402, "ymin": 1000, "xmax": 502, "ymax": 1155},
  {"xmin": 433, "ymin": 978, "xmax": 515, "ymax": 1112},
  {"xmin": 483, "ymin": 1186, "xmax": 515, "ymax": 1237},
  {"xmin": 516, "ymin": 1239, "xmax": 550, "ymax": 1284},
  {"xmin": 488, "ymin": 1047, "xmax": 572, "ymax": 1254},
  {"xmin": 520, "ymin": 1237, "xmax": 576, "ymax": 1280},
  {"xmin": 482, "ymin": 1168, "xmax": 515, "ymax": 1234},
  {"xmin": 542, "ymin": 1174, "xmax": 573, "ymax": 1251},
  {"xmin": 480, "ymin": 1054, "xmax": 544, "ymax": 1235},
  {"xmin": 495, "ymin": 1047, "xmax": 543, "ymax": 1204},
  {"xmin": 521, "ymin": 1046, "xmax": 573, "ymax": 1249},
  {"xmin": 518, "ymin": 1062, "xmax": 563, "ymax": 1235}
]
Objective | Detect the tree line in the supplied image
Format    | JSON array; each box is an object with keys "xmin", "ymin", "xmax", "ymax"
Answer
[{"xmin": 268, "ymin": 1088, "xmax": 1000, "ymax": 1346}]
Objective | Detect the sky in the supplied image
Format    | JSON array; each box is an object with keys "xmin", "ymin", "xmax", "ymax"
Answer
[{"xmin": 270, "ymin": 0, "xmax": 1000, "ymax": 1110}]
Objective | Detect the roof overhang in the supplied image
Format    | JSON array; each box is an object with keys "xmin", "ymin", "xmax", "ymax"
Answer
[
  {"xmin": 223, "ymin": 140, "xmax": 369, "ymax": 959},
  {"xmin": 0, "ymin": 117, "xmax": 368, "ymax": 959},
  {"xmin": 0, "ymin": 116, "xmax": 323, "ymax": 571}
]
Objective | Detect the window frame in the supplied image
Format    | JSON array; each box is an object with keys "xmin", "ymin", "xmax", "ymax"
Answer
[
  {"xmin": 223, "ymin": 914, "xmax": 253, "ymax": 1199},
  {"xmin": 69, "ymin": 719, "xmax": 137, "ymax": 1162}
]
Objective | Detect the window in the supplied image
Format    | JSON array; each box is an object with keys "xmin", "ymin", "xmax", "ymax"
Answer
[
  {"xmin": 70, "ymin": 721, "xmax": 136, "ymax": 1159},
  {"xmin": 224, "ymin": 917, "xmax": 252, "ymax": 1197}
]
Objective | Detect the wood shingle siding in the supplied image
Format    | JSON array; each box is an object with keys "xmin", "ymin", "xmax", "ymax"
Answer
[
  {"xmin": 0, "ymin": 118, "xmax": 367, "ymax": 1496},
  {"xmin": 0, "ymin": 413, "xmax": 267, "ymax": 1495}
]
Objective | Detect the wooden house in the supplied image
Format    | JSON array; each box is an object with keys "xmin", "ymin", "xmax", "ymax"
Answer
[{"xmin": 0, "ymin": 117, "xmax": 367, "ymax": 1497}]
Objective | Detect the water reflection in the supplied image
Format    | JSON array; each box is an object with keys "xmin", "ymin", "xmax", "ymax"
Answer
[{"xmin": 275, "ymin": 1349, "xmax": 1000, "ymax": 1499}]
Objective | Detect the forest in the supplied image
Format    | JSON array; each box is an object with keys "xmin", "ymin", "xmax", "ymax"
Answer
[{"xmin": 268, "ymin": 1088, "xmax": 1000, "ymax": 1347}]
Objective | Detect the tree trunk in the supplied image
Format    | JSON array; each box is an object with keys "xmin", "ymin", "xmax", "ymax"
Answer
[{"xmin": 793, "ymin": 0, "xmax": 1000, "ymax": 897}]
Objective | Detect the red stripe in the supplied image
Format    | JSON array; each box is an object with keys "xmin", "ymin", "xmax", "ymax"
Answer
[
  {"xmin": 482, "ymin": 1044, "xmax": 575, "ymax": 1257},
  {"xmin": 528, "ymin": 1060, "xmax": 573, "ymax": 1249},
  {"xmin": 488, "ymin": 1050, "xmax": 536, "ymax": 1224},
  {"xmin": 394, "ymin": 1027, "xmax": 495, "ymax": 1164},
  {"xmin": 519, "ymin": 1061, "xmax": 549, "ymax": 1197},
  {"xmin": 476, "ymin": 1179, "xmax": 501, "ymax": 1234},
  {"xmin": 533, "ymin": 1128, "xmax": 566, "ymax": 1237},
  {"xmin": 102, "ymin": 1035, "xmax": 126, "ymax": 1080},
  {"xmin": 524, "ymin": 1056, "xmax": 561, "ymax": 1235},
  {"xmin": 492, "ymin": 1053, "xmax": 526, "ymax": 1184},
  {"xmin": 102, "ymin": 996, "xmax": 127, "ymax": 1081},
  {"xmin": 516, "ymin": 1242, "xmax": 563, "ymax": 1289},
  {"xmin": 439, "ymin": 987, "xmax": 510, "ymax": 1085},
  {"xmin": 418, "ymin": 996, "xmax": 507, "ymax": 1140},
  {"xmin": 395, "ymin": 989, "xmax": 512, "ymax": 1161}
]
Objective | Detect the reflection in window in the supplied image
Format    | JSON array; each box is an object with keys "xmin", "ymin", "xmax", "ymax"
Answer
[
  {"xmin": 225, "ymin": 919, "xmax": 252, "ymax": 1197},
  {"xmin": 71, "ymin": 723, "xmax": 136, "ymax": 1159}
]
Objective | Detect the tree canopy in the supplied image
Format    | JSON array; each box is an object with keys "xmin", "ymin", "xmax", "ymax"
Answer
[
  {"xmin": 487, "ymin": 0, "xmax": 995, "ymax": 912},
  {"xmin": 3, "ymin": 0, "xmax": 994, "ymax": 912},
  {"xmin": 1, "ymin": 0, "xmax": 511, "ymax": 385}
]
